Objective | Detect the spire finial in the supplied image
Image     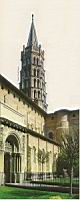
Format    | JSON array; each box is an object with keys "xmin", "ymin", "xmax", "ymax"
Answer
[
  {"xmin": 27, "ymin": 14, "xmax": 38, "ymax": 47},
  {"xmin": 32, "ymin": 14, "xmax": 34, "ymax": 21}
]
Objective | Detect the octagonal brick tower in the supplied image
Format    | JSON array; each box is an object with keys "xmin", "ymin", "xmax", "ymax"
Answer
[{"xmin": 19, "ymin": 14, "xmax": 47, "ymax": 112}]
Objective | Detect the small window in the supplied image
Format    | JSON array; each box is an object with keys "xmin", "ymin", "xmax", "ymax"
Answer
[
  {"xmin": 38, "ymin": 91, "xmax": 40, "ymax": 98},
  {"xmin": 8, "ymin": 89, "xmax": 10, "ymax": 94},
  {"xmin": 37, "ymin": 79, "xmax": 39, "ymax": 88},
  {"xmin": 4, "ymin": 95, "xmax": 6, "ymax": 103},
  {"xmin": 34, "ymin": 69, "xmax": 36, "ymax": 76},
  {"xmin": 1, "ymin": 85, "xmax": 4, "ymax": 90},
  {"xmin": 34, "ymin": 79, "xmax": 36, "ymax": 87},
  {"xmin": 34, "ymin": 90, "xmax": 36, "ymax": 98},
  {"xmin": 37, "ymin": 69, "xmax": 39, "ymax": 77},
  {"xmin": 37, "ymin": 58, "xmax": 38, "ymax": 65}
]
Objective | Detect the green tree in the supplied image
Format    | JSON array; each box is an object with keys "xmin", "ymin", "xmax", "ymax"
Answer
[{"xmin": 57, "ymin": 127, "xmax": 79, "ymax": 196}]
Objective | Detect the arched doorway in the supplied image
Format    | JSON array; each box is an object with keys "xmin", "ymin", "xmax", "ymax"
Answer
[{"xmin": 4, "ymin": 134, "xmax": 21, "ymax": 183}]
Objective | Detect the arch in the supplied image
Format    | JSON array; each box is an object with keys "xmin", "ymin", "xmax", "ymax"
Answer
[
  {"xmin": 37, "ymin": 79, "xmax": 39, "ymax": 88},
  {"xmin": 34, "ymin": 69, "xmax": 36, "ymax": 76},
  {"xmin": 38, "ymin": 91, "xmax": 40, "ymax": 98},
  {"xmin": 5, "ymin": 134, "xmax": 19, "ymax": 152},
  {"xmin": 34, "ymin": 90, "xmax": 36, "ymax": 98},
  {"xmin": 48, "ymin": 132, "xmax": 53, "ymax": 140},
  {"xmin": 5, "ymin": 132, "xmax": 20, "ymax": 152},
  {"xmin": 34, "ymin": 79, "xmax": 36, "ymax": 87},
  {"xmin": 37, "ymin": 69, "xmax": 40, "ymax": 77},
  {"xmin": 4, "ymin": 133, "xmax": 21, "ymax": 183}
]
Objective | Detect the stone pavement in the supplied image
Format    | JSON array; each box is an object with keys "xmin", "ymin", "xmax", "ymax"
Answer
[{"xmin": 6, "ymin": 182, "xmax": 79, "ymax": 194}]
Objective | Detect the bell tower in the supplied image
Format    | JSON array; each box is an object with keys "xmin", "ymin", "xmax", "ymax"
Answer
[{"xmin": 19, "ymin": 15, "xmax": 47, "ymax": 111}]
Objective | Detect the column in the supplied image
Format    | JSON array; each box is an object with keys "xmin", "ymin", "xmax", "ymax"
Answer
[
  {"xmin": 14, "ymin": 154, "xmax": 16, "ymax": 173},
  {"xmin": 10, "ymin": 154, "xmax": 12, "ymax": 183},
  {"xmin": 18, "ymin": 156, "xmax": 20, "ymax": 173},
  {"xmin": 16, "ymin": 155, "xmax": 18, "ymax": 173},
  {"xmin": 17, "ymin": 155, "xmax": 19, "ymax": 172},
  {"xmin": 0, "ymin": 151, "xmax": 4, "ymax": 185},
  {"xmin": 20, "ymin": 156, "xmax": 21, "ymax": 172},
  {"xmin": 14, "ymin": 154, "xmax": 16, "ymax": 183},
  {"xmin": 18, "ymin": 155, "xmax": 22, "ymax": 183}
]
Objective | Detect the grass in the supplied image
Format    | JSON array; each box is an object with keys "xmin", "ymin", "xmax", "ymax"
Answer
[
  {"xmin": 0, "ymin": 186, "xmax": 78, "ymax": 199},
  {"xmin": 32, "ymin": 177, "xmax": 79, "ymax": 185}
]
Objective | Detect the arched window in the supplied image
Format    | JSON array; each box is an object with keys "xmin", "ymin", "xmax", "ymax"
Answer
[
  {"xmin": 49, "ymin": 132, "xmax": 53, "ymax": 140},
  {"xmin": 37, "ymin": 79, "xmax": 39, "ymax": 88},
  {"xmin": 37, "ymin": 58, "xmax": 39, "ymax": 65},
  {"xmin": 34, "ymin": 90, "xmax": 36, "ymax": 98},
  {"xmin": 33, "ymin": 146, "xmax": 36, "ymax": 163},
  {"xmin": 38, "ymin": 91, "xmax": 40, "ymax": 98},
  {"xmin": 34, "ymin": 79, "xmax": 36, "ymax": 87},
  {"xmin": 4, "ymin": 95, "xmax": 6, "ymax": 103},
  {"xmin": 37, "ymin": 69, "xmax": 39, "ymax": 77},
  {"xmin": 34, "ymin": 69, "xmax": 36, "ymax": 76}
]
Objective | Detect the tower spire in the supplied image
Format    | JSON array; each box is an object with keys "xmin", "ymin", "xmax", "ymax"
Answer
[
  {"xmin": 20, "ymin": 15, "xmax": 47, "ymax": 112},
  {"xmin": 27, "ymin": 14, "xmax": 38, "ymax": 47},
  {"xmin": 32, "ymin": 14, "xmax": 34, "ymax": 21}
]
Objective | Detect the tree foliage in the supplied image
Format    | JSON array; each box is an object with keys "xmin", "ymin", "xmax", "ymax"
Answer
[
  {"xmin": 38, "ymin": 149, "xmax": 49, "ymax": 165},
  {"xmin": 57, "ymin": 127, "xmax": 79, "ymax": 177}
]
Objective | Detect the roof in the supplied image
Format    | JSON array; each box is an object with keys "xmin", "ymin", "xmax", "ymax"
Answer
[
  {"xmin": 27, "ymin": 14, "xmax": 38, "ymax": 48},
  {"xmin": 47, "ymin": 109, "xmax": 79, "ymax": 117},
  {"xmin": 0, "ymin": 74, "xmax": 79, "ymax": 118},
  {"xmin": 0, "ymin": 74, "xmax": 47, "ymax": 116}
]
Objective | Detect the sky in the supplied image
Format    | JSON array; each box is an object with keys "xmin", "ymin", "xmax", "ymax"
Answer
[{"xmin": 0, "ymin": 0, "xmax": 80, "ymax": 112}]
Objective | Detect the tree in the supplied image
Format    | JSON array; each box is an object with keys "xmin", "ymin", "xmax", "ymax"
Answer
[
  {"xmin": 57, "ymin": 127, "xmax": 79, "ymax": 196},
  {"xmin": 37, "ymin": 149, "xmax": 49, "ymax": 180}
]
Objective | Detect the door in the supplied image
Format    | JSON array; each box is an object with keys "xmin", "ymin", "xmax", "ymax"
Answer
[{"xmin": 4, "ymin": 153, "xmax": 10, "ymax": 183}]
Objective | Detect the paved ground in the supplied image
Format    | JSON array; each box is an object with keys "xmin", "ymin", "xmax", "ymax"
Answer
[{"xmin": 6, "ymin": 182, "xmax": 79, "ymax": 194}]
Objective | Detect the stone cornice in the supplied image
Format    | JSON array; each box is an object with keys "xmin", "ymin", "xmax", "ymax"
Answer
[{"xmin": 0, "ymin": 117, "xmax": 60, "ymax": 146}]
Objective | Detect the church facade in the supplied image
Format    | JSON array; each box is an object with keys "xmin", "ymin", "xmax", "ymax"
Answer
[{"xmin": 0, "ymin": 15, "xmax": 79, "ymax": 185}]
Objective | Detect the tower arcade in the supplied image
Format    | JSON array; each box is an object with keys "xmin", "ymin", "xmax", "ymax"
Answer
[{"xmin": 19, "ymin": 15, "xmax": 47, "ymax": 111}]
